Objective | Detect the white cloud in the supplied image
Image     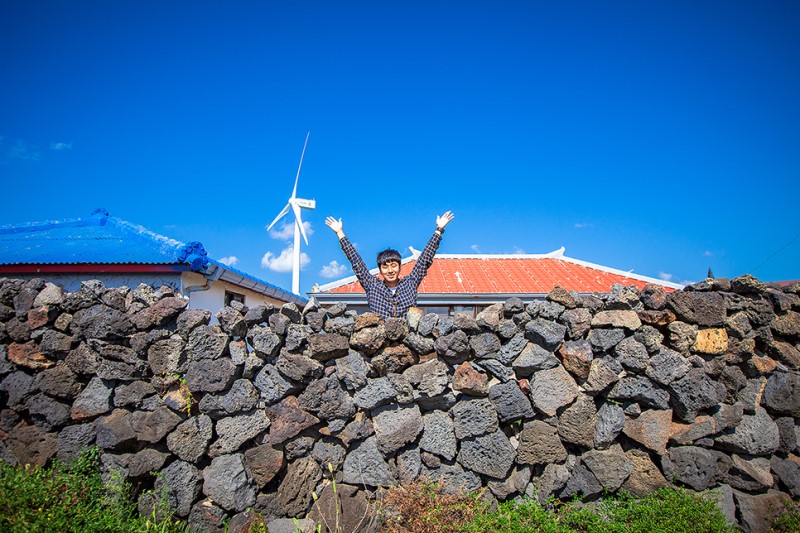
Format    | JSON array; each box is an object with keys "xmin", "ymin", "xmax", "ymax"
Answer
[
  {"xmin": 470, "ymin": 244, "xmax": 481, "ymax": 253},
  {"xmin": 320, "ymin": 260, "xmax": 348, "ymax": 279},
  {"xmin": 704, "ymin": 250, "xmax": 713, "ymax": 257},
  {"xmin": 50, "ymin": 142, "xmax": 73, "ymax": 151},
  {"xmin": 659, "ymin": 272, "xmax": 674, "ymax": 281},
  {"xmin": 7, "ymin": 140, "xmax": 40, "ymax": 161},
  {"xmin": 574, "ymin": 222, "xmax": 593, "ymax": 229},
  {"xmin": 268, "ymin": 220, "xmax": 313, "ymax": 241},
  {"xmin": 513, "ymin": 247, "xmax": 526, "ymax": 254},
  {"xmin": 218, "ymin": 256, "xmax": 239, "ymax": 267},
  {"xmin": 261, "ymin": 245, "xmax": 310, "ymax": 272}
]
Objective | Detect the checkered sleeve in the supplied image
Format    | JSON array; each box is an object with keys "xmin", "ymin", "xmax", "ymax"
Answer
[
  {"xmin": 339, "ymin": 237, "xmax": 376, "ymax": 290},
  {"xmin": 406, "ymin": 231, "xmax": 442, "ymax": 287}
]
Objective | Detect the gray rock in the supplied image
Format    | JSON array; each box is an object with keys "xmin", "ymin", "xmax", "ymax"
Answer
[
  {"xmin": 244, "ymin": 443, "xmax": 284, "ymax": 488},
  {"xmin": 298, "ymin": 375, "xmax": 355, "ymax": 420},
  {"xmin": 763, "ymin": 370, "xmax": 800, "ymax": 417},
  {"xmin": 199, "ymin": 378, "xmax": 259, "ymax": 417},
  {"xmin": 530, "ymin": 463, "xmax": 570, "ymax": 503},
  {"xmin": 621, "ymin": 449, "xmax": 669, "ymax": 498},
  {"xmin": 667, "ymin": 291, "xmax": 726, "ymax": 326},
  {"xmin": 420, "ymin": 411, "xmax": 457, "ymax": 460},
  {"xmin": 33, "ymin": 364, "xmax": 82, "ymax": 400},
  {"xmin": 26, "ymin": 393, "xmax": 70, "ymax": 430},
  {"xmin": 350, "ymin": 324, "xmax": 386, "ymax": 355},
  {"xmin": 264, "ymin": 396, "xmax": 319, "ymax": 445},
  {"xmin": 771, "ymin": 456, "xmax": 800, "ymax": 497},
  {"xmin": 450, "ymin": 397, "xmax": 499, "ymax": 439},
  {"xmin": 147, "ymin": 335, "xmax": 185, "ymax": 375},
  {"xmin": 336, "ymin": 350, "xmax": 371, "ymax": 390},
  {"xmin": 667, "ymin": 321, "xmax": 698, "ymax": 353},
  {"xmin": 715, "ymin": 407, "xmax": 780, "ymax": 456},
  {"xmin": 311, "ymin": 438, "xmax": 346, "ymax": 473},
  {"xmin": 244, "ymin": 304, "xmax": 274, "ymax": 325},
  {"xmin": 57, "ymin": 422, "xmax": 95, "ymax": 461},
  {"xmin": 127, "ymin": 448, "xmax": 169, "ymax": 477},
  {"xmin": 634, "ymin": 325, "xmax": 664, "ymax": 354},
  {"xmin": 561, "ymin": 308, "xmax": 592, "ymax": 339},
  {"xmin": 185, "ymin": 357, "xmax": 238, "ymax": 393},
  {"xmin": 373, "ymin": 404, "xmax": 422, "ymax": 455},
  {"xmin": 70, "ymin": 376, "xmax": 114, "ymax": 421},
  {"xmin": 645, "ymin": 347, "xmax": 690, "ymax": 386},
  {"xmin": 458, "ymin": 430, "xmax": 516, "ymax": 479},
  {"xmin": 342, "ymin": 436, "xmax": 396, "ymax": 487},
  {"xmin": 130, "ymin": 406, "xmax": 182, "ymax": 443},
  {"xmin": 339, "ymin": 412, "xmax": 375, "ymax": 448},
  {"xmin": 418, "ymin": 313, "xmax": 439, "ymax": 336},
  {"xmin": 558, "ymin": 394, "xmax": 597, "ymax": 448},
  {"xmin": 525, "ymin": 318, "xmax": 566, "ymax": 351},
  {"xmin": 167, "ymin": 415, "xmax": 213, "ymax": 462},
  {"xmin": 203, "ymin": 454, "xmax": 256, "ymax": 512},
  {"xmin": 188, "ymin": 499, "xmax": 226, "ymax": 533},
  {"xmin": 277, "ymin": 458, "xmax": 322, "ymax": 517},
  {"xmin": 594, "ymin": 402, "xmax": 626, "ymax": 449},
  {"xmin": 216, "ymin": 306, "xmax": 247, "ymax": 337},
  {"xmin": 587, "ymin": 328, "xmax": 626, "ymax": 352},
  {"xmin": 269, "ymin": 312, "xmax": 291, "ymax": 336},
  {"xmin": 354, "ymin": 377, "xmax": 397, "ymax": 410},
  {"xmin": 470, "ymin": 332, "xmax": 501, "ymax": 357},
  {"xmin": 530, "ymin": 366, "xmax": 578, "ymax": 417},
  {"xmin": 776, "ymin": 417, "xmax": 798, "ymax": 454},
  {"xmin": 488, "ymin": 465, "xmax": 531, "ymax": 499},
  {"xmin": 733, "ymin": 489, "xmax": 789, "ymax": 533},
  {"xmin": 396, "ymin": 447, "xmax": 422, "ymax": 485},
  {"xmin": 668, "ymin": 368, "xmax": 726, "ymax": 422},
  {"xmin": 453, "ymin": 312, "xmax": 481, "ymax": 334},
  {"xmin": 114, "ymin": 380, "xmax": 156, "ymax": 408},
  {"xmin": 512, "ymin": 342, "xmax": 559, "ymax": 376},
  {"xmin": 280, "ymin": 302, "xmax": 302, "ymax": 323},
  {"xmin": 420, "ymin": 464, "xmax": 481, "ymax": 494},
  {"xmin": 209, "ymin": 409, "xmax": 271, "ymax": 456},
  {"xmin": 403, "ymin": 332, "xmax": 435, "ymax": 355},
  {"xmin": 254, "ymin": 361, "xmax": 295, "ymax": 404},
  {"xmin": 583, "ymin": 357, "xmax": 622, "ymax": 395},
  {"xmin": 95, "ymin": 409, "xmax": 136, "ymax": 450},
  {"xmin": 720, "ymin": 454, "xmax": 773, "ymax": 492},
  {"xmin": 70, "ymin": 304, "xmax": 135, "ymax": 340},
  {"xmin": 582, "ymin": 446, "xmax": 632, "ymax": 490},
  {"xmin": 561, "ymin": 462, "xmax": 603, "ymax": 499},
  {"xmin": 662, "ymin": 446, "xmax": 728, "ymax": 491},
  {"xmin": 489, "ymin": 380, "xmax": 535, "ymax": 422},
  {"xmin": 608, "ymin": 376, "xmax": 670, "ymax": 410},
  {"xmin": 324, "ymin": 315, "xmax": 354, "ymax": 337},
  {"xmin": 187, "ymin": 325, "xmax": 228, "ymax": 360},
  {"xmin": 250, "ymin": 326, "xmax": 282, "ymax": 358},
  {"xmin": 403, "ymin": 358, "xmax": 449, "ymax": 399},
  {"xmin": 176, "ymin": 309, "xmax": 211, "ymax": 337},
  {"xmin": 156, "ymin": 460, "xmax": 201, "ymax": 517},
  {"xmin": 130, "ymin": 297, "xmax": 188, "ymax": 330},
  {"xmin": 517, "ymin": 420, "xmax": 568, "ymax": 466}
]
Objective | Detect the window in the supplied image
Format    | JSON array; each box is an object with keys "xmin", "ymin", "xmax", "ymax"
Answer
[
  {"xmin": 449, "ymin": 305, "xmax": 476, "ymax": 317},
  {"xmin": 224, "ymin": 290, "xmax": 245, "ymax": 306}
]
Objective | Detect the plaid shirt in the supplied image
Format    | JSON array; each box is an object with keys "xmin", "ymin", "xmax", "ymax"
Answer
[{"xmin": 339, "ymin": 231, "xmax": 442, "ymax": 318}]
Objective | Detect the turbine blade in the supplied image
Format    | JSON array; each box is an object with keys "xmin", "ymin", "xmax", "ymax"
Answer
[
  {"xmin": 291, "ymin": 131, "xmax": 310, "ymax": 199},
  {"xmin": 267, "ymin": 203, "xmax": 291, "ymax": 231},
  {"xmin": 291, "ymin": 202, "xmax": 309, "ymax": 245}
]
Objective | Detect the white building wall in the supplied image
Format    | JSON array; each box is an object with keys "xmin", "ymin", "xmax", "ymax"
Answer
[{"xmin": 181, "ymin": 272, "xmax": 292, "ymax": 321}]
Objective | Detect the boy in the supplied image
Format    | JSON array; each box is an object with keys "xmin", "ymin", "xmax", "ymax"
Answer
[{"xmin": 325, "ymin": 211, "xmax": 454, "ymax": 318}]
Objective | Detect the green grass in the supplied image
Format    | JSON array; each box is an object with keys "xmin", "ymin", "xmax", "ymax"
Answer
[
  {"xmin": 0, "ymin": 447, "xmax": 190, "ymax": 533},
  {"xmin": 466, "ymin": 488, "xmax": 740, "ymax": 533}
]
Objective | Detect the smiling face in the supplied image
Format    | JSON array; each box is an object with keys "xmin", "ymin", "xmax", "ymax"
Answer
[{"xmin": 379, "ymin": 260, "xmax": 401, "ymax": 287}]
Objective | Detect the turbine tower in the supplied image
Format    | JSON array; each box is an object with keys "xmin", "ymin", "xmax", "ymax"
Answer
[{"xmin": 267, "ymin": 132, "xmax": 316, "ymax": 295}]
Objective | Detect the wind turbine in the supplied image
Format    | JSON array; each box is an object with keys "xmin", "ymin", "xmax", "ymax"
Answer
[{"xmin": 267, "ymin": 132, "xmax": 316, "ymax": 295}]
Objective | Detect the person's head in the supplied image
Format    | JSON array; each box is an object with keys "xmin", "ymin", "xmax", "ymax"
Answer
[{"xmin": 377, "ymin": 248, "xmax": 402, "ymax": 287}]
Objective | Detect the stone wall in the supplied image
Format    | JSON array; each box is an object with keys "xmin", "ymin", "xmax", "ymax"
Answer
[{"xmin": 1, "ymin": 275, "xmax": 799, "ymax": 532}]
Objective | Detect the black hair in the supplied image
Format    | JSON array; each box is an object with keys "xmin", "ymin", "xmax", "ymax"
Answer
[{"xmin": 376, "ymin": 248, "xmax": 401, "ymax": 267}]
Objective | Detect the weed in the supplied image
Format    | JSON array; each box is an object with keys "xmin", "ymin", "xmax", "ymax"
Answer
[{"xmin": 771, "ymin": 497, "xmax": 800, "ymax": 532}]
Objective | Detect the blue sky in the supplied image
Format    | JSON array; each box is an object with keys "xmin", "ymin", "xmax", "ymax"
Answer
[{"xmin": 2, "ymin": 1, "xmax": 798, "ymax": 294}]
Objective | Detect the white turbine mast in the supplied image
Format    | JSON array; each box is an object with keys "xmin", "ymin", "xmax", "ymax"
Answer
[{"xmin": 266, "ymin": 132, "xmax": 316, "ymax": 295}]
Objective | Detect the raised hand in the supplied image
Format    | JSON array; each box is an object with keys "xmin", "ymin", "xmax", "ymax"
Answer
[
  {"xmin": 325, "ymin": 216, "xmax": 344, "ymax": 238},
  {"xmin": 436, "ymin": 210, "xmax": 455, "ymax": 230}
]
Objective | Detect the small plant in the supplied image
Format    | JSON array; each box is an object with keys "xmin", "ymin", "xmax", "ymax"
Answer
[
  {"xmin": 168, "ymin": 372, "xmax": 195, "ymax": 416},
  {"xmin": 771, "ymin": 497, "xmax": 800, "ymax": 532}
]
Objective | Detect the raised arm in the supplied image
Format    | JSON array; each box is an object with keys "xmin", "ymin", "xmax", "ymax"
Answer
[
  {"xmin": 408, "ymin": 210, "xmax": 455, "ymax": 285},
  {"xmin": 326, "ymin": 216, "xmax": 375, "ymax": 289}
]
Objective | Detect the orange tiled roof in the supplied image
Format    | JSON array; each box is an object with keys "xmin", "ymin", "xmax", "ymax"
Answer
[{"xmin": 320, "ymin": 249, "xmax": 681, "ymax": 294}]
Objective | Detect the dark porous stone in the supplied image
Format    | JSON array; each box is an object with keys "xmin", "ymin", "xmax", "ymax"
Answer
[
  {"xmin": 731, "ymin": 274, "xmax": 768, "ymax": 294},
  {"xmin": 667, "ymin": 291, "xmax": 726, "ymax": 326},
  {"xmin": 33, "ymin": 364, "xmax": 82, "ymax": 400},
  {"xmin": 558, "ymin": 339, "xmax": 594, "ymax": 380},
  {"xmin": 265, "ymin": 396, "xmax": 320, "ymax": 445},
  {"xmin": 587, "ymin": 328, "xmax": 626, "ymax": 353},
  {"xmin": 594, "ymin": 402, "xmax": 626, "ymax": 449},
  {"xmin": 254, "ymin": 361, "xmax": 295, "ymax": 405},
  {"xmin": 71, "ymin": 304, "xmax": 134, "ymax": 340},
  {"xmin": 634, "ymin": 325, "xmax": 664, "ymax": 354},
  {"xmin": 276, "ymin": 351, "xmax": 323, "ymax": 382},
  {"xmin": 516, "ymin": 420, "xmax": 568, "ymax": 466},
  {"xmin": 645, "ymin": 347, "xmax": 690, "ymax": 386},
  {"xmin": 323, "ymin": 315, "xmax": 355, "ymax": 337},
  {"xmin": 285, "ymin": 324, "xmax": 313, "ymax": 351},
  {"xmin": 715, "ymin": 407, "xmax": 780, "ymax": 456},
  {"xmin": 403, "ymin": 332, "xmax": 435, "ymax": 355},
  {"xmin": 38, "ymin": 329, "xmax": 73, "ymax": 355},
  {"xmin": 268, "ymin": 312, "xmax": 291, "ymax": 336},
  {"xmin": 350, "ymin": 324, "xmax": 385, "ymax": 355},
  {"xmin": 613, "ymin": 337, "xmax": 650, "ymax": 372},
  {"xmin": 188, "ymin": 325, "xmax": 229, "ymax": 360},
  {"xmin": 244, "ymin": 443, "xmax": 284, "ymax": 488},
  {"xmin": 420, "ymin": 410, "xmax": 457, "ymax": 460},
  {"xmin": 668, "ymin": 368, "xmax": 726, "ymax": 423},
  {"xmin": 148, "ymin": 335, "xmax": 185, "ymax": 375},
  {"xmin": 583, "ymin": 356, "xmax": 622, "ymax": 395},
  {"xmin": 95, "ymin": 409, "xmax": 136, "ymax": 450},
  {"xmin": 605, "ymin": 284, "xmax": 641, "ymax": 310},
  {"xmin": 203, "ymin": 454, "xmax": 256, "ymax": 512},
  {"xmin": 26, "ymin": 393, "xmax": 71, "ymax": 430},
  {"xmin": 185, "ymin": 357, "xmax": 238, "ymax": 393},
  {"xmin": 208, "ymin": 409, "xmax": 271, "ymax": 456},
  {"xmin": 188, "ymin": 499, "xmax": 226, "ymax": 533},
  {"xmin": 244, "ymin": 304, "xmax": 274, "ymax": 325},
  {"xmin": 662, "ymin": 446, "xmax": 729, "ymax": 491},
  {"xmin": 176, "ymin": 308, "xmax": 211, "ymax": 336},
  {"xmin": 5, "ymin": 423, "xmax": 57, "ymax": 467},
  {"xmin": 57, "ymin": 422, "xmax": 96, "ymax": 461},
  {"xmin": 167, "ymin": 415, "xmax": 213, "ymax": 462},
  {"xmin": 199, "ymin": 378, "xmax": 259, "ymax": 417},
  {"xmin": 342, "ymin": 436, "xmax": 396, "ymax": 487},
  {"xmin": 557, "ymin": 394, "xmax": 597, "ymax": 449},
  {"xmin": 775, "ymin": 417, "xmax": 798, "ymax": 454},
  {"xmin": 335, "ymin": 350, "xmax": 370, "ymax": 390},
  {"xmin": 450, "ymin": 397, "xmax": 499, "ymax": 439},
  {"xmin": 525, "ymin": 318, "xmax": 566, "ymax": 351},
  {"xmin": 373, "ymin": 404, "xmax": 422, "ymax": 455},
  {"xmin": 298, "ymin": 375, "xmax": 355, "ymax": 420},
  {"xmin": 308, "ymin": 332, "xmax": 350, "ymax": 361},
  {"xmin": 70, "ymin": 376, "xmax": 114, "ymax": 421},
  {"xmin": 504, "ymin": 296, "xmax": 526, "ymax": 314},
  {"xmin": 280, "ymin": 302, "xmax": 302, "ymax": 324},
  {"xmin": 641, "ymin": 284, "xmax": 667, "ymax": 310},
  {"xmin": 434, "ymin": 329, "xmax": 471, "ymax": 364},
  {"xmin": 417, "ymin": 313, "xmax": 439, "ymax": 336},
  {"xmin": 311, "ymin": 438, "xmax": 346, "ymax": 474},
  {"xmin": 354, "ymin": 377, "xmax": 397, "ymax": 410},
  {"xmin": 771, "ymin": 456, "xmax": 800, "ymax": 497},
  {"xmin": 155, "ymin": 460, "xmax": 201, "ymax": 518},
  {"xmin": 458, "ymin": 430, "xmax": 516, "ymax": 479},
  {"xmin": 608, "ymin": 376, "xmax": 670, "ymax": 410},
  {"xmin": 130, "ymin": 297, "xmax": 188, "ymax": 330},
  {"xmin": 489, "ymin": 380, "xmax": 535, "ymax": 422},
  {"xmin": 530, "ymin": 366, "xmax": 578, "ymax": 417},
  {"xmin": 384, "ymin": 316, "xmax": 408, "ymax": 341},
  {"xmin": 1, "ymin": 370, "xmax": 35, "ymax": 410},
  {"xmin": 127, "ymin": 448, "xmax": 169, "ymax": 478},
  {"xmin": 250, "ymin": 326, "xmax": 282, "ymax": 358},
  {"xmin": 582, "ymin": 446, "xmax": 632, "ymax": 491},
  {"xmin": 372, "ymin": 344, "xmax": 417, "ymax": 375},
  {"xmin": 763, "ymin": 370, "xmax": 800, "ymax": 417},
  {"xmin": 512, "ymin": 342, "xmax": 559, "ymax": 377},
  {"xmin": 130, "ymin": 406, "xmax": 182, "ymax": 443},
  {"xmin": 216, "ymin": 306, "xmax": 247, "ymax": 337}
]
